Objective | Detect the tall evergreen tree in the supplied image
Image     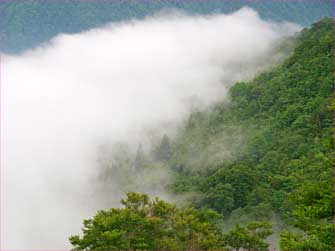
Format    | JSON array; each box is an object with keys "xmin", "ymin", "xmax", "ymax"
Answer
[{"xmin": 134, "ymin": 143, "xmax": 145, "ymax": 173}]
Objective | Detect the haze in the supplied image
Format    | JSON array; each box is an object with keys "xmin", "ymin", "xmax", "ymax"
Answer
[{"xmin": 1, "ymin": 8, "xmax": 300, "ymax": 249}]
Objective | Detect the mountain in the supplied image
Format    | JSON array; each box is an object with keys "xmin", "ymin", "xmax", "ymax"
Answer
[
  {"xmin": 1, "ymin": 0, "xmax": 333, "ymax": 53},
  {"xmin": 69, "ymin": 17, "xmax": 334, "ymax": 250},
  {"xmin": 159, "ymin": 17, "xmax": 333, "ymax": 250}
]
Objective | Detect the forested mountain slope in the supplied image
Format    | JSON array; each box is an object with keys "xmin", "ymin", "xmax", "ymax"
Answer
[
  {"xmin": 158, "ymin": 17, "xmax": 334, "ymax": 249},
  {"xmin": 1, "ymin": 0, "xmax": 333, "ymax": 53},
  {"xmin": 72, "ymin": 18, "xmax": 334, "ymax": 250}
]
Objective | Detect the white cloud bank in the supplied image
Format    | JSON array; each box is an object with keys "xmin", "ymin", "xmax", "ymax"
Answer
[{"xmin": 1, "ymin": 7, "xmax": 300, "ymax": 249}]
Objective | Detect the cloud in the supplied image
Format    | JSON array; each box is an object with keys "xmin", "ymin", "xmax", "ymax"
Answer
[{"xmin": 1, "ymin": 7, "xmax": 300, "ymax": 249}]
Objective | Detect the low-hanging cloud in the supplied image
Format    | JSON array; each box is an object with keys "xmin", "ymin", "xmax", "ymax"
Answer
[{"xmin": 1, "ymin": 7, "xmax": 300, "ymax": 249}]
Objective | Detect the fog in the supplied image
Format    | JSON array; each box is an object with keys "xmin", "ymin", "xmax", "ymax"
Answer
[{"xmin": 1, "ymin": 7, "xmax": 300, "ymax": 249}]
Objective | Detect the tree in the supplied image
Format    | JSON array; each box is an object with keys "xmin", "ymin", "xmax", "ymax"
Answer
[
  {"xmin": 134, "ymin": 143, "xmax": 146, "ymax": 173},
  {"xmin": 162, "ymin": 18, "xmax": 333, "ymax": 250},
  {"xmin": 204, "ymin": 165, "xmax": 256, "ymax": 210},
  {"xmin": 223, "ymin": 221, "xmax": 273, "ymax": 251},
  {"xmin": 153, "ymin": 134, "xmax": 172, "ymax": 163},
  {"xmin": 280, "ymin": 181, "xmax": 334, "ymax": 251},
  {"xmin": 200, "ymin": 183, "xmax": 234, "ymax": 214},
  {"xmin": 69, "ymin": 192, "xmax": 225, "ymax": 250}
]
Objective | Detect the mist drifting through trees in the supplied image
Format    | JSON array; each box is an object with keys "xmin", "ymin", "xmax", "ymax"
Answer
[{"xmin": 2, "ymin": 4, "xmax": 333, "ymax": 251}]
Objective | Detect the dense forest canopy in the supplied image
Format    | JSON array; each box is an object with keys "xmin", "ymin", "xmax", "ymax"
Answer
[
  {"xmin": 70, "ymin": 192, "xmax": 273, "ymax": 250},
  {"xmin": 71, "ymin": 18, "xmax": 334, "ymax": 250}
]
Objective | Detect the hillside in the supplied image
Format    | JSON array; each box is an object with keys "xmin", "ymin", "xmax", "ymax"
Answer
[
  {"xmin": 71, "ymin": 17, "xmax": 334, "ymax": 250},
  {"xmin": 153, "ymin": 17, "xmax": 334, "ymax": 249},
  {"xmin": 1, "ymin": 0, "xmax": 333, "ymax": 53}
]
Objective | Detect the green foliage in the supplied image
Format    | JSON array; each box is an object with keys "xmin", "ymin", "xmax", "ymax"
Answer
[
  {"xmin": 280, "ymin": 226, "xmax": 334, "ymax": 251},
  {"xmin": 203, "ymin": 164, "xmax": 256, "ymax": 210},
  {"xmin": 69, "ymin": 192, "xmax": 225, "ymax": 250},
  {"xmin": 200, "ymin": 183, "xmax": 235, "ymax": 214},
  {"xmin": 279, "ymin": 181, "xmax": 334, "ymax": 250},
  {"xmin": 134, "ymin": 144, "xmax": 146, "ymax": 173},
  {"xmin": 152, "ymin": 134, "xmax": 172, "ymax": 163},
  {"xmin": 73, "ymin": 18, "xmax": 334, "ymax": 250},
  {"xmin": 163, "ymin": 18, "xmax": 334, "ymax": 250},
  {"xmin": 223, "ymin": 221, "xmax": 273, "ymax": 250}
]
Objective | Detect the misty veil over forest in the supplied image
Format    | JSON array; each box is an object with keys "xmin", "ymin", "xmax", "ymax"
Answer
[{"xmin": 1, "ymin": 1, "xmax": 333, "ymax": 250}]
